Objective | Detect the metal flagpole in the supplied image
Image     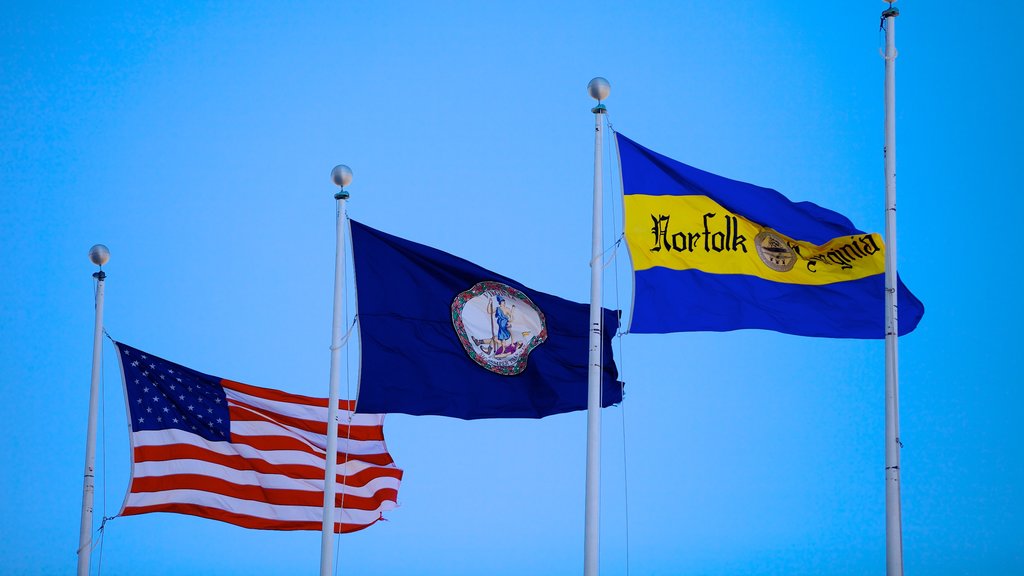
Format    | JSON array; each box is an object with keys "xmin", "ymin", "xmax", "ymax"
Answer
[
  {"xmin": 78, "ymin": 244, "xmax": 109, "ymax": 576},
  {"xmin": 320, "ymin": 165, "xmax": 353, "ymax": 576},
  {"xmin": 584, "ymin": 77, "xmax": 610, "ymax": 576},
  {"xmin": 881, "ymin": 4, "xmax": 904, "ymax": 576}
]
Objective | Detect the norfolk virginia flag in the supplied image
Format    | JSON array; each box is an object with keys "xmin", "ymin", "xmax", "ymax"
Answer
[
  {"xmin": 114, "ymin": 341, "xmax": 401, "ymax": 533},
  {"xmin": 617, "ymin": 133, "xmax": 924, "ymax": 338},
  {"xmin": 351, "ymin": 220, "xmax": 622, "ymax": 419}
]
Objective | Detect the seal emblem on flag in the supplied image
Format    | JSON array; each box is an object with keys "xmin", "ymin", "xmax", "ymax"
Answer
[
  {"xmin": 451, "ymin": 281, "xmax": 548, "ymax": 375},
  {"xmin": 754, "ymin": 230, "xmax": 797, "ymax": 272}
]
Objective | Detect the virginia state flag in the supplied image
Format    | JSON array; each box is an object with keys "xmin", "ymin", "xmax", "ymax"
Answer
[
  {"xmin": 351, "ymin": 220, "xmax": 622, "ymax": 419},
  {"xmin": 617, "ymin": 133, "xmax": 924, "ymax": 338}
]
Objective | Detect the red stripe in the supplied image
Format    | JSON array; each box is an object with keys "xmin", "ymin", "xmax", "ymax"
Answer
[
  {"xmin": 230, "ymin": 435, "xmax": 396, "ymax": 466},
  {"xmin": 121, "ymin": 503, "xmax": 380, "ymax": 533},
  {"xmin": 130, "ymin": 474, "xmax": 399, "ymax": 510},
  {"xmin": 227, "ymin": 402, "xmax": 384, "ymax": 441},
  {"xmin": 134, "ymin": 445, "xmax": 401, "ymax": 487},
  {"xmin": 221, "ymin": 379, "xmax": 356, "ymax": 411}
]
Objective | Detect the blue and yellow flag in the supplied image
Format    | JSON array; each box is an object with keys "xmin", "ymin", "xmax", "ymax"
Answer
[{"xmin": 617, "ymin": 133, "xmax": 924, "ymax": 338}]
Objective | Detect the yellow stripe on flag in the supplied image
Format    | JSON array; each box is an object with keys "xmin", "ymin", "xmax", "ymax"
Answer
[{"xmin": 625, "ymin": 194, "xmax": 886, "ymax": 286}]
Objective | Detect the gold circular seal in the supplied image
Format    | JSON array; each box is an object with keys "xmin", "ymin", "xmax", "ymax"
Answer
[{"xmin": 754, "ymin": 231, "xmax": 797, "ymax": 272}]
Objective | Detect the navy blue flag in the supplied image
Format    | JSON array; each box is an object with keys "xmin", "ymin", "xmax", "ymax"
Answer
[{"xmin": 351, "ymin": 220, "xmax": 622, "ymax": 419}]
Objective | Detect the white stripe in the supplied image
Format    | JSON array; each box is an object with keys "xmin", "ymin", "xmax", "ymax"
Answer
[
  {"xmin": 223, "ymin": 387, "xmax": 384, "ymax": 429},
  {"xmin": 132, "ymin": 429, "xmax": 394, "ymax": 476},
  {"xmin": 132, "ymin": 428, "xmax": 228, "ymax": 450},
  {"xmin": 132, "ymin": 459, "xmax": 401, "ymax": 497},
  {"xmin": 124, "ymin": 489, "xmax": 394, "ymax": 525},
  {"xmin": 228, "ymin": 420, "xmax": 388, "ymax": 456}
]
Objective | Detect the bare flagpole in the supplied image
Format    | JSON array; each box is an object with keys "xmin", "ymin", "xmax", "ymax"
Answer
[
  {"xmin": 78, "ymin": 244, "xmax": 109, "ymax": 576},
  {"xmin": 881, "ymin": 4, "xmax": 904, "ymax": 575},
  {"xmin": 584, "ymin": 77, "xmax": 610, "ymax": 576},
  {"xmin": 320, "ymin": 165, "xmax": 352, "ymax": 576}
]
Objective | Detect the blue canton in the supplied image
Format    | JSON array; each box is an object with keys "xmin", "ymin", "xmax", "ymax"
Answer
[{"xmin": 118, "ymin": 342, "xmax": 230, "ymax": 441}]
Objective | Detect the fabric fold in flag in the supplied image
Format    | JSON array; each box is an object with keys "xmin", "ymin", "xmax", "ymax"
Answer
[
  {"xmin": 616, "ymin": 132, "xmax": 924, "ymax": 338},
  {"xmin": 350, "ymin": 220, "xmax": 622, "ymax": 419},
  {"xmin": 114, "ymin": 341, "xmax": 401, "ymax": 533}
]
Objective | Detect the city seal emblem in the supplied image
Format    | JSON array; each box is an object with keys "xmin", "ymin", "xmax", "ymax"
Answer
[
  {"xmin": 451, "ymin": 281, "xmax": 548, "ymax": 375},
  {"xmin": 754, "ymin": 230, "xmax": 797, "ymax": 272}
]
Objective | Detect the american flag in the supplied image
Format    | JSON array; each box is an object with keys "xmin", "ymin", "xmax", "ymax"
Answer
[{"xmin": 114, "ymin": 341, "xmax": 402, "ymax": 532}]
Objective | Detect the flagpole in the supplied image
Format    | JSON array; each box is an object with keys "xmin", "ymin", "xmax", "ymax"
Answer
[
  {"xmin": 881, "ymin": 4, "xmax": 904, "ymax": 576},
  {"xmin": 320, "ymin": 165, "xmax": 352, "ymax": 576},
  {"xmin": 78, "ymin": 244, "xmax": 109, "ymax": 576},
  {"xmin": 585, "ymin": 76, "xmax": 609, "ymax": 576}
]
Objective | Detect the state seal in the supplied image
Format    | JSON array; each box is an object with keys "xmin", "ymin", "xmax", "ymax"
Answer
[{"xmin": 451, "ymin": 281, "xmax": 547, "ymax": 375}]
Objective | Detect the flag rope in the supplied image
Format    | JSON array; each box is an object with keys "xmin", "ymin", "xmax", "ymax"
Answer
[
  {"xmin": 333, "ymin": 239, "xmax": 354, "ymax": 576},
  {"xmin": 605, "ymin": 112, "xmax": 632, "ymax": 576},
  {"xmin": 92, "ymin": 514, "xmax": 119, "ymax": 576},
  {"xmin": 329, "ymin": 317, "xmax": 358, "ymax": 352},
  {"xmin": 591, "ymin": 236, "xmax": 624, "ymax": 271},
  {"xmin": 98, "ymin": 321, "xmax": 108, "ymax": 575}
]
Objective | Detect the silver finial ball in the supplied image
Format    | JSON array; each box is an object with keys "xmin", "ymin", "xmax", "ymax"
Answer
[
  {"xmin": 88, "ymin": 244, "xmax": 110, "ymax": 267},
  {"xmin": 331, "ymin": 165, "xmax": 353, "ymax": 188},
  {"xmin": 588, "ymin": 77, "xmax": 610, "ymax": 101}
]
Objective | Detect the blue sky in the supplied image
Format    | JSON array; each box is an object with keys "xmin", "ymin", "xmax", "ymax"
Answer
[{"xmin": 2, "ymin": 2, "xmax": 1022, "ymax": 574}]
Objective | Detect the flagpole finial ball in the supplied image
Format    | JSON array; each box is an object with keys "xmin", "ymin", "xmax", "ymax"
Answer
[
  {"xmin": 330, "ymin": 165, "xmax": 353, "ymax": 189},
  {"xmin": 588, "ymin": 77, "xmax": 610, "ymax": 101},
  {"xmin": 88, "ymin": 244, "xmax": 110, "ymax": 267}
]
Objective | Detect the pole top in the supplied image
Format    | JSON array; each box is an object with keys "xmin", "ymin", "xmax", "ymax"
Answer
[
  {"xmin": 88, "ymin": 244, "xmax": 110, "ymax": 267},
  {"xmin": 882, "ymin": 0, "xmax": 899, "ymax": 17},
  {"xmin": 587, "ymin": 77, "xmax": 610, "ymax": 102},
  {"xmin": 330, "ymin": 164, "xmax": 352, "ymax": 200}
]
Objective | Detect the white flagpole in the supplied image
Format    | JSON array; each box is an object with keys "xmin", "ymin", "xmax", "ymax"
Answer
[
  {"xmin": 584, "ymin": 77, "xmax": 610, "ymax": 576},
  {"xmin": 881, "ymin": 5, "xmax": 904, "ymax": 576},
  {"xmin": 78, "ymin": 244, "xmax": 109, "ymax": 576},
  {"xmin": 320, "ymin": 165, "xmax": 352, "ymax": 576}
]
